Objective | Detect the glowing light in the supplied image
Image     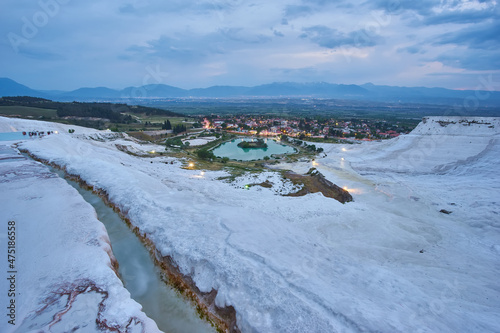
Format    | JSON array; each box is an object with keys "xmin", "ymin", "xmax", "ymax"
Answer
[
  {"xmin": 188, "ymin": 162, "xmax": 195, "ymax": 168},
  {"xmin": 341, "ymin": 158, "xmax": 344, "ymax": 161},
  {"xmin": 200, "ymin": 171, "xmax": 205, "ymax": 176},
  {"xmin": 342, "ymin": 186, "xmax": 361, "ymax": 194},
  {"xmin": 150, "ymin": 150, "xmax": 156, "ymax": 154},
  {"xmin": 54, "ymin": 131, "xmax": 58, "ymax": 134},
  {"xmin": 342, "ymin": 148, "xmax": 347, "ymax": 152},
  {"xmin": 244, "ymin": 185, "xmax": 250, "ymax": 189}
]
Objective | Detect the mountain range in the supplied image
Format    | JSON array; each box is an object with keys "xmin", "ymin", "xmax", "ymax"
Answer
[{"xmin": 1, "ymin": 77, "xmax": 500, "ymax": 107}]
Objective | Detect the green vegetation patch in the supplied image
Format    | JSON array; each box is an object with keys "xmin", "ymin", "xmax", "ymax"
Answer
[
  {"xmin": 0, "ymin": 106, "xmax": 57, "ymax": 118},
  {"xmin": 237, "ymin": 139, "xmax": 268, "ymax": 149}
]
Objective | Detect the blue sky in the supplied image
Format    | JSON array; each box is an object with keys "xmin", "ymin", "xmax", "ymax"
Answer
[{"xmin": 1, "ymin": 0, "xmax": 499, "ymax": 91}]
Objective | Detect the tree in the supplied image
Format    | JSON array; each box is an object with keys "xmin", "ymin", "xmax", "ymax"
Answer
[
  {"xmin": 197, "ymin": 149, "xmax": 215, "ymax": 160},
  {"xmin": 166, "ymin": 119, "xmax": 172, "ymax": 130},
  {"xmin": 355, "ymin": 133, "xmax": 365, "ymax": 139},
  {"xmin": 307, "ymin": 144, "xmax": 316, "ymax": 151},
  {"xmin": 256, "ymin": 126, "xmax": 267, "ymax": 134},
  {"xmin": 239, "ymin": 123, "xmax": 250, "ymax": 130},
  {"xmin": 173, "ymin": 124, "xmax": 186, "ymax": 134},
  {"xmin": 299, "ymin": 119, "xmax": 306, "ymax": 130}
]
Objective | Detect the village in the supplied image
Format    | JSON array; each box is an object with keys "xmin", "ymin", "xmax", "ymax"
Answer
[{"xmin": 200, "ymin": 115, "xmax": 417, "ymax": 141}]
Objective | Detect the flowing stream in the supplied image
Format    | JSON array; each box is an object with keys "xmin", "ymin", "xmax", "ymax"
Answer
[{"xmin": 50, "ymin": 167, "xmax": 215, "ymax": 333}]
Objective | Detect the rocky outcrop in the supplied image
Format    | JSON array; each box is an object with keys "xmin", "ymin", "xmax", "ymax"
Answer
[{"xmin": 285, "ymin": 168, "xmax": 353, "ymax": 203}]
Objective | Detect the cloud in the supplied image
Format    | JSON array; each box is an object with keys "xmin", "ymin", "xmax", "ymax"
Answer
[
  {"xmin": 219, "ymin": 27, "xmax": 272, "ymax": 44},
  {"xmin": 300, "ymin": 25, "xmax": 382, "ymax": 49},
  {"xmin": 16, "ymin": 45, "xmax": 65, "ymax": 61},
  {"xmin": 118, "ymin": 0, "xmax": 204, "ymax": 16},
  {"xmin": 118, "ymin": 4, "xmax": 135, "ymax": 14},
  {"xmin": 284, "ymin": 5, "xmax": 314, "ymax": 19},
  {"xmin": 126, "ymin": 27, "xmax": 273, "ymax": 63},
  {"xmin": 1, "ymin": 0, "xmax": 498, "ymax": 91},
  {"xmin": 369, "ymin": 0, "xmax": 498, "ymax": 25},
  {"xmin": 430, "ymin": 20, "xmax": 500, "ymax": 70},
  {"xmin": 366, "ymin": 0, "xmax": 437, "ymax": 15},
  {"xmin": 422, "ymin": 8, "xmax": 497, "ymax": 25},
  {"xmin": 398, "ymin": 45, "xmax": 424, "ymax": 54},
  {"xmin": 270, "ymin": 66, "xmax": 337, "ymax": 82},
  {"xmin": 437, "ymin": 50, "xmax": 500, "ymax": 70},
  {"xmin": 127, "ymin": 35, "xmax": 217, "ymax": 63},
  {"xmin": 273, "ymin": 30, "xmax": 285, "ymax": 37},
  {"xmin": 434, "ymin": 21, "xmax": 500, "ymax": 50},
  {"xmin": 118, "ymin": 0, "xmax": 245, "ymax": 17},
  {"xmin": 284, "ymin": 0, "xmax": 348, "ymax": 19}
]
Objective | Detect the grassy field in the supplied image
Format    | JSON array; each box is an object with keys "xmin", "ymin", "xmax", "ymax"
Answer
[
  {"xmin": 0, "ymin": 106, "xmax": 58, "ymax": 118},
  {"xmin": 111, "ymin": 114, "xmax": 197, "ymax": 132}
]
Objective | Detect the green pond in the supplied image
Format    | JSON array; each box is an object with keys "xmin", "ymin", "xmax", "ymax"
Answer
[{"xmin": 213, "ymin": 138, "xmax": 296, "ymax": 161}]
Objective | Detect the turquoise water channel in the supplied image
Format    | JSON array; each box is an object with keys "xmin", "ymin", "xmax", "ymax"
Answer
[
  {"xmin": 212, "ymin": 138, "xmax": 296, "ymax": 161},
  {"xmin": 49, "ymin": 167, "xmax": 215, "ymax": 333}
]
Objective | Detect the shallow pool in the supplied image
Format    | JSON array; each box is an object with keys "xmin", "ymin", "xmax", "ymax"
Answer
[
  {"xmin": 212, "ymin": 138, "xmax": 296, "ymax": 161},
  {"xmin": 0, "ymin": 132, "xmax": 29, "ymax": 141}
]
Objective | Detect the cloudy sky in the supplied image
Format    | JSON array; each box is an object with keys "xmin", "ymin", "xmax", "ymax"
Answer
[{"xmin": 1, "ymin": 0, "xmax": 499, "ymax": 91}]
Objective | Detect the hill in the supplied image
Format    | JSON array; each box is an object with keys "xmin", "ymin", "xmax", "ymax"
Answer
[
  {"xmin": 0, "ymin": 96, "xmax": 183, "ymax": 130},
  {"xmin": 2, "ymin": 78, "xmax": 500, "ymax": 109},
  {"xmin": 0, "ymin": 78, "xmax": 47, "ymax": 98}
]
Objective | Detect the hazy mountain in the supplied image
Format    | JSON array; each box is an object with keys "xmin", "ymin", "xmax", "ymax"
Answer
[
  {"xmin": 188, "ymin": 85, "xmax": 250, "ymax": 97},
  {"xmin": 1, "ymin": 77, "xmax": 499, "ymax": 107},
  {"xmin": 121, "ymin": 84, "xmax": 188, "ymax": 98},
  {"xmin": 360, "ymin": 83, "xmax": 500, "ymax": 106},
  {"xmin": 61, "ymin": 87, "xmax": 122, "ymax": 99},
  {"xmin": 247, "ymin": 82, "xmax": 368, "ymax": 97},
  {"xmin": 0, "ymin": 78, "xmax": 47, "ymax": 98}
]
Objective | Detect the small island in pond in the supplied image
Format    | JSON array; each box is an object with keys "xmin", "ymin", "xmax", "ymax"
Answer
[{"xmin": 237, "ymin": 139, "xmax": 268, "ymax": 149}]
